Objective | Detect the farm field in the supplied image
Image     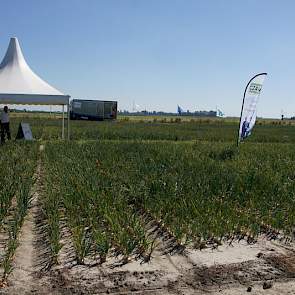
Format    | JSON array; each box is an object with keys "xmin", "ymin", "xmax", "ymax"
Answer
[
  {"xmin": 0, "ymin": 114, "xmax": 294, "ymax": 294},
  {"xmin": 8, "ymin": 113, "xmax": 295, "ymax": 142}
]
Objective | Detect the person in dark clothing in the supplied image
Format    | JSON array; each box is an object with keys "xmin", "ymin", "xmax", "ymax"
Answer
[{"xmin": 1, "ymin": 106, "xmax": 11, "ymax": 143}]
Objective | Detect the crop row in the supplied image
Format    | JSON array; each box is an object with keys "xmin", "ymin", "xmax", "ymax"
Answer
[
  {"xmin": 0, "ymin": 142, "xmax": 38, "ymax": 278},
  {"xmin": 43, "ymin": 145, "xmax": 153, "ymax": 264},
  {"xmin": 43, "ymin": 141, "xmax": 295, "ymax": 264}
]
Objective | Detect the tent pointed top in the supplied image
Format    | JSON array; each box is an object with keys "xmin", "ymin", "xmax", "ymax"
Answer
[
  {"xmin": 0, "ymin": 37, "xmax": 27, "ymax": 69},
  {"xmin": 0, "ymin": 37, "xmax": 69, "ymax": 105}
]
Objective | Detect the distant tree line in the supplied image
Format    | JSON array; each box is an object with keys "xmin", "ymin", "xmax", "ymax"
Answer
[{"xmin": 118, "ymin": 110, "xmax": 217, "ymax": 117}]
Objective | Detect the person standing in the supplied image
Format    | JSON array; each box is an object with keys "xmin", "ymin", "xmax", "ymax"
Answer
[{"xmin": 1, "ymin": 106, "xmax": 11, "ymax": 143}]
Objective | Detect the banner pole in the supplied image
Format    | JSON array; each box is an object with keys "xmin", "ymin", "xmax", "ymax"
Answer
[
  {"xmin": 67, "ymin": 102, "xmax": 70, "ymax": 140},
  {"xmin": 62, "ymin": 105, "xmax": 65, "ymax": 140},
  {"xmin": 237, "ymin": 88, "xmax": 247, "ymax": 147}
]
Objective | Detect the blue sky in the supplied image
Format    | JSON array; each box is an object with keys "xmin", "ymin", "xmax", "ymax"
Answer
[{"xmin": 0, "ymin": 0, "xmax": 294, "ymax": 117}]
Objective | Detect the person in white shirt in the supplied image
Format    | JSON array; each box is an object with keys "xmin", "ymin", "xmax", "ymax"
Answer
[{"xmin": 1, "ymin": 106, "xmax": 11, "ymax": 143}]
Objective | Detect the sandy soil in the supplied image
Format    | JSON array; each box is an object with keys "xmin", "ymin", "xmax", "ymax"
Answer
[
  {"xmin": 0, "ymin": 147, "xmax": 294, "ymax": 294},
  {"xmin": 50, "ymin": 237, "xmax": 294, "ymax": 295}
]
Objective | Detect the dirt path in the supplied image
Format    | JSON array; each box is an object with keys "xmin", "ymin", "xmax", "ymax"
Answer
[
  {"xmin": 1, "ymin": 154, "xmax": 52, "ymax": 294},
  {"xmin": 0, "ymin": 145, "xmax": 59, "ymax": 294}
]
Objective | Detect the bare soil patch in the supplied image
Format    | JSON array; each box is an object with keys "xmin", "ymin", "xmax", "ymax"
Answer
[{"xmin": 48, "ymin": 237, "xmax": 294, "ymax": 295}]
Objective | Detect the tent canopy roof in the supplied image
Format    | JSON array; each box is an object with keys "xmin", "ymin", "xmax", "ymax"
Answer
[{"xmin": 0, "ymin": 37, "xmax": 69, "ymax": 105}]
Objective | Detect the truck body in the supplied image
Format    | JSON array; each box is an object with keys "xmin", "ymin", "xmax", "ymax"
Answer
[{"xmin": 70, "ymin": 99, "xmax": 117, "ymax": 121}]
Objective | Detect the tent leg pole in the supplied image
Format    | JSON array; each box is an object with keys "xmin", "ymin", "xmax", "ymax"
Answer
[
  {"xmin": 67, "ymin": 103, "xmax": 70, "ymax": 140},
  {"xmin": 62, "ymin": 105, "xmax": 65, "ymax": 139}
]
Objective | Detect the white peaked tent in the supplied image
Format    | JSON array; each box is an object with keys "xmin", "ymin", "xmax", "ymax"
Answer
[{"xmin": 0, "ymin": 37, "xmax": 70, "ymax": 139}]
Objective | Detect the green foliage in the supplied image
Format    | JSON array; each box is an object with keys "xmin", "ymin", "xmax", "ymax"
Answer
[
  {"xmin": 209, "ymin": 146, "xmax": 237, "ymax": 161},
  {"xmin": 9, "ymin": 116, "xmax": 295, "ymax": 142},
  {"xmin": 0, "ymin": 142, "xmax": 38, "ymax": 278},
  {"xmin": 43, "ymin": 139, "xmax": 295, "ymax": 264},
  {"xmin": 43, "ymin": 143, "xmax": 152, "ymax": 264},
  {"xmin": 4, "ymin": 115, "xmax": 293, "ymax": 267}
]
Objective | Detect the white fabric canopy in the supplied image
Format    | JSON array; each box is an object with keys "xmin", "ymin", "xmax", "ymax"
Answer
[
  {"xmin": 0, "ymin": 37, "xmax": 70, "ymax": 139},
  {"xmin": 0, "ymin": 37, "xmax": 69, "ymax": 105}
]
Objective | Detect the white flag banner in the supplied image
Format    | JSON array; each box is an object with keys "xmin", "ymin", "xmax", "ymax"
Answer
[{"xmin": 238, "ymin": 73, "xmax": 267, "ymax": 144}]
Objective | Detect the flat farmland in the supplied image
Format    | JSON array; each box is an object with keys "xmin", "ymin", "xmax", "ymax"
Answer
[
  {"xmin": 0, "ymin": 114, "xmax": 294, "ymax": 294},
  {"xmin": 8, "ymin": 113, "xmax": 295, "ymax": 142}
]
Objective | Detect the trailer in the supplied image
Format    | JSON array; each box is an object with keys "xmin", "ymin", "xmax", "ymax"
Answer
[{"xmin": 70, "ymin": 99, "xmax": 117, "ymax": 121}]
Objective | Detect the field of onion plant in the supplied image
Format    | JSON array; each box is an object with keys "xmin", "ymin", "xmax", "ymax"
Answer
[
  {"xmin": 0, "ymin": 142, "xmax": 38, "ymax": 277},
  {"xmin": 0, "ymin": 114, "xmax": 294, "ymax": 295},
  {"xmin": 43, "ymin": 140, "xmax": 295, "ymax": 265},
  {"xmin": 9, "ymin": 115, "xmax": 295, "ymax": 143}
]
